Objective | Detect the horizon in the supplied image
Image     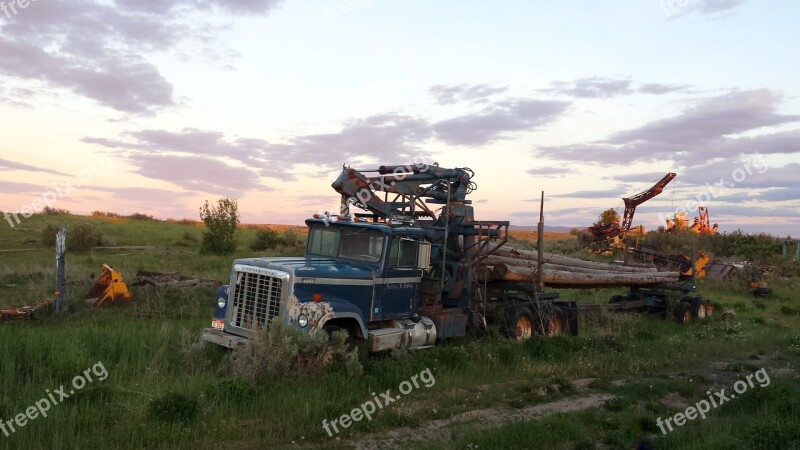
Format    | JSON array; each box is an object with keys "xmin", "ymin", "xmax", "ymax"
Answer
[{"xmin": 1, "ymin": 0, "xmax": 798, "ymax": 236}]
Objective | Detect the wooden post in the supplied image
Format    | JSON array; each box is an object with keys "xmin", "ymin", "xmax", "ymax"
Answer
[
  {"xmin": 55, "ymin": 224, "xmax": 66, "ymax": 314},
  {"xmin": 536, "ymin": 191, "xmax": 544, "ymax": 293}
]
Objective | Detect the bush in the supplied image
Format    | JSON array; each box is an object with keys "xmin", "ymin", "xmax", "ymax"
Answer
[
  {"xmin": 199, "ymin": 198, "xmax": 239, "ymax": 255},
  {"xmin": 250, "ymin": 228, "xmax": 281, "ymax": 251},
  {"xmin": 41, "ymin": 220, "xmax": 104, "ymax": 251},
  {"xmin": 43, "ymin": 206, "xmax": 70, "ymax": 215},
  {"xmin": 127, "ymin": 212, "xmax": 156, "ymax": 221},
  {"xmin": 251, "ymin": 228, "xmax": 302, "ymax": 251},
  {"xmin": 226, "ymin": 323, "xmax": 362, "ymax": 383},
  {"xmin": 91, "ymin": 211, "xmax": 120, "ymax": 218},
  {"xmin": 282, "ymin": 229, "xmax": 300, "ymax": 247},
  {"xmin": 203, "ymin": 378, "xmax": 257, "ymax": 405},
  {"xmin": 147, "ymin": 392, "xmax": 197, "ymax": 424},
  {"xmin": 644, "ymin": 229, "xmax": 781, "ymax": 261}
]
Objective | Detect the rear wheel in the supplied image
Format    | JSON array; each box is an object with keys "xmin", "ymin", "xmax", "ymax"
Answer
[
  {"xmin": 609, "ymin": 294, "xmax": 625, "ymax": 304},
  {"xmin": 692, "ymin": 297, "xmax": 708, "ymax": 320},
  {"xmin": 505, "ymin": 306, "xmax": 535, "ymax": 341},
  {"xmin": 537, "ymin": 306, "xmax": 567, "ymax": 336},
  {"xmin": 677, "ymin": 301, "xmax": 693, "ymax": 323}
]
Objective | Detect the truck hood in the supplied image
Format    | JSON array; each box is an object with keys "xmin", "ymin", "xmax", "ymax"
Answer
[{"xmin": 232, "ymin": 257, "xmax": 376, "ymax": 280}]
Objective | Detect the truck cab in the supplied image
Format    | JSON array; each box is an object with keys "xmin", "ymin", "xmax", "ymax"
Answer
[{"xmin": 201, "ymin": 217, "xmax": 436, "ymax": 351}]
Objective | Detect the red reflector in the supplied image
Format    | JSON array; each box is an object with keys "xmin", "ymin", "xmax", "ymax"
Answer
[{"xmin": 312, "ymin": 294, "xmax": 323, "ymax": 303}]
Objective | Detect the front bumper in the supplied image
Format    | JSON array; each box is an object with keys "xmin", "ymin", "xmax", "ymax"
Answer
[{"xmin": 201, "ymin": 328, "xmax": 249, "ymax": 349}]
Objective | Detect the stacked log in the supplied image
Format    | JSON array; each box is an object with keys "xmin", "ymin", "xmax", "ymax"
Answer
[{"xmin": 478, "ymin": 246, "xmax": 679, "ymax": 287}]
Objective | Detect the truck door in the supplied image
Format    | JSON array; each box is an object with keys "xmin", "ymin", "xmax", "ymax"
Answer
[{"xmin": 379, "ymin": 236, "xmax": 423, "ymax": 319}]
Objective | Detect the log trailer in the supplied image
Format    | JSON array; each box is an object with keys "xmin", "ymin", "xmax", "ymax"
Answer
[{"xmin": 201, "ymin": 164, "xmax": 709, "ymax": 352}]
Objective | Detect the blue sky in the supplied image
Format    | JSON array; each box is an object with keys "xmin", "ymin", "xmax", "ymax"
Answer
[{"xmin": 1, "ymin": 0, "xmax": 798, "ymax": 235}]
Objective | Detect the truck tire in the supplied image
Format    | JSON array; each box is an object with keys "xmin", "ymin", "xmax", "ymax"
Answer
[
  {"xmin": 691, "ymin": 297, "xmax": 708, "ymax": 320},
  {"xmin": 677, "ymin": 301, "xmax": 693, "ymax": 324},
  {"xmin": 323, "ymin": 323, "xmax": 356, "ymax": 347},
  {"xmin": 505, "ymin": 306, "xmax": 534, "ymax": 341},
  {"xmin": 537, "ymin": 306, "xmax": 567, "ymax": 336}
]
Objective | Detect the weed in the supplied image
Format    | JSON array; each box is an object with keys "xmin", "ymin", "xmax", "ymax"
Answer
[
  {"xmin": 203, "ymin": 378, "xmax": 257, "ymax": 405},
  {"xmin": 226, "ymin": 323, "xmax": 362, "ymax": 383},
  {"xmin": 147, "ymin": 392, "xmax": 198, "ymax": 424}
]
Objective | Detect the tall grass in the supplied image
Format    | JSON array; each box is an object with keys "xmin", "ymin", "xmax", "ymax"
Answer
[{"xmin": 0, "ymin": 214, "xmax": 797, "ymax": 449}]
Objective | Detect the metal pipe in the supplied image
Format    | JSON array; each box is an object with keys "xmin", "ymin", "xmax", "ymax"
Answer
[{"xmin": 440, "ymin": 183, "xmax": 450, "ymax": 295}]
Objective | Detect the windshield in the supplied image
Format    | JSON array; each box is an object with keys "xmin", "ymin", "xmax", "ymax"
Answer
[{"xmin": 307, "ymin": 227, "xmax": 385, "ymax": 262}]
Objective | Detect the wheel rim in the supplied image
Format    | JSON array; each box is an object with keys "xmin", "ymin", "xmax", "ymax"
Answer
[
  {"xmin": 682, "ymin": 309, "xmax": 692, "ymax": 323},
  {"xmin": 515, "ymin": 316, "xmax": 533, "ymax": 340},
  {"xmin": 548, "ymin": 316, "xmax": 564, "ymax": 336},
  {"xmin": 697, "ymin": 304, "xmax": 707, "ymax": 320}
]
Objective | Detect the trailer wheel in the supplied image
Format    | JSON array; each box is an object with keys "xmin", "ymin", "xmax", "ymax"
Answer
[
  {"xmin": 505, "ymin": 306, "xmax": 534, "ymax": 341},
  {"xmin": 609, "ymin": 295, "xmax": 624, "ymax": 304},
  {"xmin": 677, "ymin": 301, "xmax": 693, "ymax": 324},
  {"xmin": 691, "ymin": 297, "xmax": 708, "ymax": 320},
  {"xmin": 537, "ymin": 306, "xmax": 567, "ymax": 336}
]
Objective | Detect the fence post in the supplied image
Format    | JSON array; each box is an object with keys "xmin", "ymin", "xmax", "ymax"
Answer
[{"xmin": 55, "ymin": 224, "xmax": 66, "ymax": 313}]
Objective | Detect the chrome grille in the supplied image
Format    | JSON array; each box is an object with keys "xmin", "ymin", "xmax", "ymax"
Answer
[{"xmin": 231, "ymin": 270, "xmax": 284, "ymax": 331}]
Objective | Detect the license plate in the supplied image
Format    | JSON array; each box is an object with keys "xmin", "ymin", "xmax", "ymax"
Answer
[{"xmin": 211, "ymin": 319, "xmax": 225, "ymax": 330}]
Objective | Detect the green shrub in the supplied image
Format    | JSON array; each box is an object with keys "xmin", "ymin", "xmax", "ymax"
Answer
[
  {"xmin": 43, "ymin": 206, "xmax": 70, "ymax": 215},
  {"xmin": 199, "ymin": 198, "xmax": 239, "ymax": 255},
  {"xmin": 91, "ymin": 210, "xmax": 121, "ymax": 218},
  {"xmin": 41, "ymin": 220, "xmax": 104, "ymax": 251},
  {"xmin": 128, "ymin": 212, "xmax": 156, "ymax": 221},
  {"xmin": 645, "ymin": 229, "xmax": 781, "ymax": 261},
  {"xmin": 226, "ymin": 323, "xmax": 362, "ymax": 383},
  {"xmin": 203, "ymin": 378, "xmax": 257, "ymax": 405},
  {"xmin": 250, "ymin": 228, "xmax": 281, "ymax": 251},
  {"xmin": 147, "ymin": 392, "xmax": 197, "ymax": 424},
  {"xmin": 250, "ymin": 228, "xmax": 301, "ymax": 251}
]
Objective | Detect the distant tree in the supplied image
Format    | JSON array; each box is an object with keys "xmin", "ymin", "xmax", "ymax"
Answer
[
  {"xmin": 199, "ymin": 198, "xmax": 239, "ymax": 255},
  {"xmin": 596, "ymin": 208, "xmax": 620, "ymax": 227}
]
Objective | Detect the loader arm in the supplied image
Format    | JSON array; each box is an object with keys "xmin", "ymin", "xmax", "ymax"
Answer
[{"xmin": 620, "ymin": 172, "xmax": 676, "ymax": 233}]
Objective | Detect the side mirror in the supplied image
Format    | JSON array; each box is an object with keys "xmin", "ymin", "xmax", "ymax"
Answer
[{"xmin": 417, "ymin": 242, "xmax": 431, "ymax": 270}]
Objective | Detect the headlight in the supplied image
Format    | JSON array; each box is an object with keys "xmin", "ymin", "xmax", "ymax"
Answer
[
  {"xmin": 298, "ymin": 314, "xmax": 309, "ymax": 327},
  {"xmin": 217, "ymin": 297, "xmax": 227, "ymax": 309}
]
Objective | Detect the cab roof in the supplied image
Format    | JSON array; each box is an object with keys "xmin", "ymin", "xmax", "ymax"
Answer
[{"xmin": 305, "ymin": 218, "xmax": 425, "ymax": 235}]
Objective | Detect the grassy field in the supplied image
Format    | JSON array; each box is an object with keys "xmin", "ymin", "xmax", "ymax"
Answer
[{"xmin": 1, "ymin": 214, "xmax": 798, "ymax": 449}]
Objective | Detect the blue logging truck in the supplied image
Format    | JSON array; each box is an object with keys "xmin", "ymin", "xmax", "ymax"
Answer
[{"xmin": 201, "ymin": 164, "xmax": 707, "ymax": 351}]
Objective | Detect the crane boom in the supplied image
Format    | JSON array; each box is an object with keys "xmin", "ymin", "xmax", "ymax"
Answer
[
  {"xmin": 590, "ymin": 172, "xmax": 676, "ymax": 242},
  {"xmin": 620, "ymin": 172, "xmax": 676, "ymax": 231}
]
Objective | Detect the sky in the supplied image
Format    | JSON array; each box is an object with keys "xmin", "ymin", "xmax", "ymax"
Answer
[{"xmin": 0, "ymin": 0, "xmax": 798, "ymax": 236}]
